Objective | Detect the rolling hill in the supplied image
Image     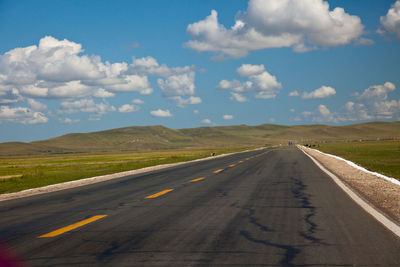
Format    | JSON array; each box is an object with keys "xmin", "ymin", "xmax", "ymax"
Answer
[{"xmin": 1, "ymin": 121, "xmax": 399, "ymax": 156}]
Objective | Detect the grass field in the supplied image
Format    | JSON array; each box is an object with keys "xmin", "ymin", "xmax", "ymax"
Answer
[
  {"xmin": 317, "ymin": 140, "xmax": 400, "ymax": 181},
  {"xmin": 0, "ymin": 147, "xmax": 253, "ymax": 194}
]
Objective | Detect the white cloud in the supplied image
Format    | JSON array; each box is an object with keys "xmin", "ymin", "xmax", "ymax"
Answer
[
  {"xmin": 289, "ymin": 108, "xmax": 295, "ymax": 112},
  {"xmin": 0, "ymin": 105, "xmax": 48, "ymax": 124},
  {"xmin": 230, "ymin": 92, "xmax": 248, "ymax": 102},
  {"xmin": 132, "ymin": 98, "xmax": 144, "ymax": 104},
  {"xmin": 193, "ymin": 109, "xmax": 199, "ymax": 114},
  {"xmin": 59, "ymin": 98, "xmax": 116, "ymax": 117},
  {"xmin": 302, "ymin": 86, "xmax": 336, "ymax": 99},
  {"xmin": 223, "ymin": 114, "xmax": 233, "ymax": 120},
  {"xmin": 170, "ymin": 96, "xmax": 202, "ymax": 108},
  {"xmin": 379, "ymin": 1, "xmax": 400, "ymax": 38},
  {"xmin": 300, "ymin": 82, "xmax": 399, "ymax": 123},
  {"xmin": 357, "ymin": 82, "xmax": 395, "ymax": 101},
  {"xmin": 93, "ymin": 88, "xmax": 115, "ymax": 98},
  {"xmin": 49, "ymin": 80, "xmax": 92, "ymax": 98},
  {"xmin": 237, "ymin": 64, "xmax": 265, "ymax": 76},
  {"xmin": 158, "ymin": 72, "xmax": 196, "ymax": 97},
  {"xmin": 150, "ymin": 109, "xmax": 173, "ymax": 117},
  {"xmin": 288, "ymin": 90, "xmax": 299, "ymax": 97},
  {"xmin": 20, "ymin": 84, "xmax": 48, "ymax": 98},
  {"xmin": 185, "ymin": 0, "xmax": 364, "ymax": 59},
  {"xmin": 59, "ymin": 117, "xmax": 80, "ymax": 124},
  {"xmin": 157, "ymin": 72, "xmax": 202, "ymax": 107},
  {"xmin": 201, "ymin": 118, "xmax": 212, "ymax": 124},
  {"xmin": 218, "ymin": 64, "xmax": 282, "ymax": 100},
  {"xmin": 354, "ymin": 82, "xmax": 399, "ymax": 120},
  {"xmin": 269, "ymin": 118, "xmax": 276, "ymax": 123},
  {"xmin": 28, "ymin": 98, "xmax": 47, "ymax": 111},
  {"xmin": 0, "ymin": 88, "xmax": 23, "ymax": 104},
  {"xmin": 118, "ymin": 104, "xmax": 139, "ymax": 113},
  {"xmin": 129, "ymin": 56, "xmax": 194, "ymax": 77},
  {"xmin": 0, "ymin": 36, "xmax": 206, "ymax": 106},
  {"xmin": 105, "ymin": 75, "xmax": 152, "ymax": 94}
]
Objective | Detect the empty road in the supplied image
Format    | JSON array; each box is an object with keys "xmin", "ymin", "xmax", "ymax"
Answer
[{"xmin": 0, "ymin": 146, "xmax": 399, "ymax": 266}]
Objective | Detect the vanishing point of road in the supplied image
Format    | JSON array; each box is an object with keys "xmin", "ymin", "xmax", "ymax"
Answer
[{"xmin": 1, "ymin": 146, "xmax": 399, "ymax": 266}]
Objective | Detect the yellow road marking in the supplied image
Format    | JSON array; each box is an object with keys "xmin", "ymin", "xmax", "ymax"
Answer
[
  {"xmin": 245, "ymin": 158, "xmax": 250, "ymax": 160},
  {"xmin": 190, "ymin": 177, "xmax": 205, "ymax": 182},
  {"xmin": 214, "ymin": 169, "xmax": 224, "ymax": 174},
  {"xmin": 39, "ymin": 215, "xmax": 107, "ymax": 238},
  {"xmin": 229, "ymin": 164, "xmax": 236, "ymax": 167},
  {"xmin": 238, "ymin": 160, "xmax": 244, "ymax": 163},
  {"xmin": 146, "ymin": 189, "xmax": 174, "ymax": 199}
]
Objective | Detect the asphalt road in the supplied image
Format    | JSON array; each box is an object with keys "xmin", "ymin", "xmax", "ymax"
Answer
[{"xmin": 0, "ymin": 146, "xmax": 399, "ymax": 266}]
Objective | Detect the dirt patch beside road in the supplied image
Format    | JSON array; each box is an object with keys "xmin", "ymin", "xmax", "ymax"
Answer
[{"xmin": 300, "ymin": 146, "xmax": 400, "ymax": 225}]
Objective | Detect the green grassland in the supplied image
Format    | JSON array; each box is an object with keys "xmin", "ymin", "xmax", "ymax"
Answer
[
  {"xmin": 1, "ymin": 121, "xmax": 399, "ymax": 156},
  {"xmin": 317, "ymin": 140, "xmax": 400, "ymax": 181},
  {"xmin": 0, "ymin": 147, "xmax": 252, "ymax": 194}
]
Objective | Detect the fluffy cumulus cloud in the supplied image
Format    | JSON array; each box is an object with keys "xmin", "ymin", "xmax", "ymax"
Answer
[
  {"xmin": 157, "ymin": 72, "xmax": 202, "ymax": 107},
  {"xmin": 132, "ymin": 99, "xmax": 144, "ymax": 105},
  {"xmin": 379, "ymin": 1, "xmax": 400, "ymax": 38},
  {"xmin": 0, "ymin": 36, "xmax": 152, "ymax": 100},
  {"xmin": 185, "ymin": 0, "xmax": 365, "ymax": 59},
  {"xmin": 118, "ymin": 104, "xmax": 140, "ymax": 113},
  {"xmin": 28, "ymin": 98, "xmax": 47, "ymax": 111},
  {"xmin": 58, "ymin": 98, "xmax": 116, "ymax": 120},
  {"xmin": 0, "ymin": 36, "xmax": 199, "ymax": 124},
  {"xmin": 299, "ymin": 82, "xmax": 399, "ymax": 123},
  {"xmin": 59, "ymin": 117, "xmax": 80, "ymax": 124},
  {"xmin": 223, "ymin": 114, "xmax": 234, "ymax": 120},
  {"xmin": 302, "ymin": 86, "xmax": 336, "ymax": 99},
  {"xmin": 150, "ymin": 109, "xmax": 173, "ymax": 117},
  {"xmin": 230, "ymin": 92, "xmax": 248, "ymax": 102},
  {"xmin": 93, "ymin": 88, "xmax": 115, "ymax": 98},
  {"xmin": 0, "ymin": 106, "xmax": 48, "ymax": 124},
  {"xmin": 128, "ymin": 56, "xmax": 194, "ymax": 77},
  {"xmin": 201, "ymin": 118, "xmax": 212, "ymax": 124},
  {"xmin": 218, "ymin": 64, "xmax": 282, "ymax": 100},
  {"xmin": 288, "ymin": 91, "xmax": 299, "ymax": 97}
]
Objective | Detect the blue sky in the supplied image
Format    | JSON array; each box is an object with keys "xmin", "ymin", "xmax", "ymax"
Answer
[{"xmin": 0, "ymin": 0, "xmax": 399, "ymax": 142}]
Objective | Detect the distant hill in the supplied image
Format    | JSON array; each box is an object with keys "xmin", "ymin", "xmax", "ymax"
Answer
[{"xmin": 1, "ymin": 121, "xmax": 399, "ymax": 156}]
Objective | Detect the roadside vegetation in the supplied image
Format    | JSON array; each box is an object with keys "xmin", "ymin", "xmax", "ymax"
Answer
[
  {"xmin": 316, "ymin": 140, "xmax": 400, "ymax": 181},
  {"xmin": 0, "ymin": 147, "xmax": 253, "ymax": 194}
]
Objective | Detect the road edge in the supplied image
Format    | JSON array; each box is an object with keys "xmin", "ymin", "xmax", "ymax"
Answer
[
  {"xmin": 0, "ymin": 147, "xmax": 266, "ymax": 202},
  {"xmin": 299, "ymin": 146, "xmax": 400, "ymax": 238}
]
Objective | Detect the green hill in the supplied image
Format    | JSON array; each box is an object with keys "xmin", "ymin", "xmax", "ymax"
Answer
[{"xmin": 1, "ymin": 121, "xmax": 399, "ymax": 156}]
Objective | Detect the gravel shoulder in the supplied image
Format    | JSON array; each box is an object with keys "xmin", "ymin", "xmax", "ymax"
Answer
[{"xmin": 300, "ymin": 145, "xmax": 400, "ymax": 225}]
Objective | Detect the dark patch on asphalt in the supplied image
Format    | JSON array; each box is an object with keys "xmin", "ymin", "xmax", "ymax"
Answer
[
  {"xmin": 243, "ymin": 207, "xmax": 274, "ymax": 233},
  {"xmin": 291, "ymin": 177, "xmax": 325, "ymax": 245},
  {"xmin": 240, "ymin": 230, "xmax": 300, "ymax": 267},
  {"xmin": 97, "ymin": 242, "xmax": 120, "ymax": 261},
  {"xmin": 216, "ymin": 188, "xmax": 227, "ymax": 197}
]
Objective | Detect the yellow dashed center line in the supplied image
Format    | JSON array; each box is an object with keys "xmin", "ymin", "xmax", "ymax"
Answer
[
  {"xmin": 190, "ymin": 177, "xmax": 205, "ymax": 182},
  {"xmin": 38, "ymin": 215, "xmax": 107, "ymax": 238},
  {"xmin": 214, "ymin": 169, "xmax": 224, "ymax": 174},
  {"xmin": 238, "ymin": 160, "xmax": 244, "ymax": 163},
  {"xmin": 245, "ymin": 158, "xmax": 250, "ymax": 160},
  {"xmin": 145, "ymin": 189, "xmax": 174, "ymax": 199},
  {"xmin": 229, "ymin": 164, "xmax": 236, "ymax": 167}
]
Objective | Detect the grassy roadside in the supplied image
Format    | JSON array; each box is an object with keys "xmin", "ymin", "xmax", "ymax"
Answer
[
  {"xmin": 316, "ymin": 140, "xmax": 400, "ymax": 181},
  {"xmin": 0, "ymin": 147, "xmax": 254, "ymax": 194}
]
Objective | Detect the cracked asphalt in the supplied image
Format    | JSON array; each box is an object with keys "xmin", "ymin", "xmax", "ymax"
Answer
[{"xmin": 0, "ymin": 146, "xmax": 399, "ymax": 266}]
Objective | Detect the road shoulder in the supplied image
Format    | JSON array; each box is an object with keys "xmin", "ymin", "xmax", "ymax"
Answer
[{"xmin": 298, "ymin": 145, "xmax": 400, "ymax": 237}]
